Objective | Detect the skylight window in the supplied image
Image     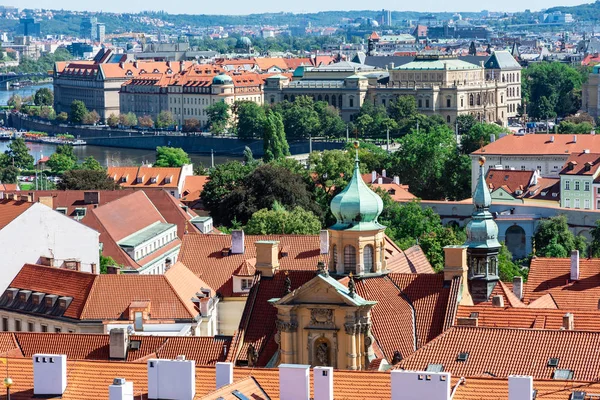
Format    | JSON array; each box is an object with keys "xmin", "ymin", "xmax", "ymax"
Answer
[
  {"xmin": 548, "ymin": 358, "xmax": 559, "ymax": 368},
  {"xmin": 456, "ymin": 352, "xmax": 469, "ymax": 362},
  {"xmin": 553, "ymin": 369, "xmax": 573, "ymax": 380}
]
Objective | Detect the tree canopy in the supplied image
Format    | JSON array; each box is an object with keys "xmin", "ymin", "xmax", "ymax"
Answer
[
  {"xmin": 262, "ymin": 110, "xmax": 289, "ymax": 162},
  {"xmin": 58, "ymin": 169, "xmax": 120, "ymax": 190},
  {"xmin": 534, "ymin": 215, "xmax": 587, "ymax": 257},
  {"xmin": 234, "ymin": 101, "xmax": 265, "ymax": 139},
  {"xmin": 69, "ymin": 100, "xmax": 88, "ymax": 124},
  {"xmin": 245, "ymin": 202, "xmax": 321, "ymax": 235},
  {"xmin": 33, "ymin": 88, "xmax": 53, "ymax": 107},
  {"xmin": 0, "ymin": 138, "xmax": 34, "ymax": 170},
  {"xmin": 206, "ymin": 101, "xmax": 230, "ymax": 134},
  {"xmin": 154, "ymin": 147, "xmax": 191, "ymax": 167}
]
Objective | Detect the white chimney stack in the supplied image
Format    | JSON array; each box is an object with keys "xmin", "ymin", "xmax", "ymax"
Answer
[
  {"xmin": 508, "ymin": 375, "xmax": 534, "ymax": 400},
  {"xmin": 512, "ymin": 276, "xmax": 523, "ymax": 300},
  {"xmin": 216, "ymin": 362, "xmax": 233, "ymax": 389},
  {"xmin": 109, "ymin": 378, "xmax": 134, "ymax": 400},
  {"xmin": 320, "ymin": 230, "xmax": 329, "ymax": 254},
  {"xmin": 382, "ymin": 169, "xmax": 387, "ymax": 178},
  {"xmin": 279, "ymin": 364, "xmax": 310, "ymax": 400},
  {"xmin": 571, "ymin": 250, "xmax": 580, "ymax": 281},
  {"xmin": 391, "ymin": 370, "xmax": 451, "ymax": 400},
  {"xmin": 393, "ymin": 176, "xmax": 400, "ymax": 185},
  {"xmin": 147, "ymin": 358, "xmax": 196, "ymax": 400},
  {"xmin": 33, "ymin": 354, "xmax": 67, "ymax": 396},
  {"xmin": 377, "ymin": 177, "xmax": 383, "ymax": 184},
  {"xmin": 231, "ymin": 230, "xmax": 245, "ymax": 254},
  {"xmin": 573, "ymin": 135, "xmax": 577, "ymax": 143},
  {"xmin": 490, "ymin": 134, "xmax": 496, "ymax": 143},
  {"xmin": 371, "ymin": 170, "xmax": 377, "ymax": 183},
  {"xmin": 563, "ymin": 312, "xmax": 574, "ymax": 330},
  {"xmin": 314, "ymin": 366, "xmax": 333, "ymax": 400},
  {"xmin": 550, "ymin": 135, "xmax": 555, "ymax": 142}
]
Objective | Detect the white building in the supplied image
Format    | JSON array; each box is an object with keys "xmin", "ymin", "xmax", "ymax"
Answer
[{"xmin": 0, "ymin": 197, "xmax": 100, "ymax": 293}]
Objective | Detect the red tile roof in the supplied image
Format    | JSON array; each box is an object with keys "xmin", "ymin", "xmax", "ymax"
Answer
[
  {"xmin": 473, "ymin": 134, "xmax": 600, "ymax": 156},
  {"xmin": 0, "ymin": 199, "xmax": 32, "ymax": 230},
  {"xmin": 108, "ymin": 166, "xmax": 182, "ymax": 189},
  {"xmin": 560, "ymin": 152, "xmax": 600, "ymax": 175},
  {"xmin": 524, "ymin": 257, "xmax": 600, "ymax": 310},
  {"xmin": 399, "ymin": 326, "xmax": 600, "ymax": 380},
  {"xmin": 200, "ymin": 376, "xmax": 268, "ymax": 400},
  {"xmin": 486, "ymin": 169, "xmax": 534, "ymax": 195},
  {"xmin": 155, "ymin": 336, "xmax": 229, "ymax": 365},
  {"xmin": 138, "ymin": 189, "xmax": 201, "ymax": 237}
]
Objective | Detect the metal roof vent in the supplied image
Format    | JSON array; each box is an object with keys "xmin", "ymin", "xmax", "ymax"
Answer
[
  {"xmin": 548, "ymin": 358, "xmax": 559, "ymax": 367},
  {"xmin": 456, "ymin": 352, "xmax": 469, "ymax": 362}
]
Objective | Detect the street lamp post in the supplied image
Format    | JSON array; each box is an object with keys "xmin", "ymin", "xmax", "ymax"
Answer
[{"xmin": 4, "ymin": 376, "xmax": 12, "ymax": 400}]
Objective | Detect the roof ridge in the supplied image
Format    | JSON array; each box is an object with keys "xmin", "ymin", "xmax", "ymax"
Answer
[
  {"xmin": 385, "ymin": 275, "xmax": 418, "ymax": 352},
  {"xmin": 162, "ymin": 265, "xmax": 198, "ymax": 319},
  {"xmin": 79, "ymin": 274, "xmax": 101, "ymax": 319}
]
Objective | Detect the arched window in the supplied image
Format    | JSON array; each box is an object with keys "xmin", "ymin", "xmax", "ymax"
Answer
[
  {"xmin": 469, "ymin": 94, "xmax": 474, "ymax": 106},
  {"xmin": 318, "ymin": 94, "xmax": 323, "ymax": 101},
  {"xmin": 332, "ymin": 96, "xmax": 337, "ymax": 107},
  {"xmin": 325, "ymin": 94, "xmax": 329, "ymax": 103},
  {"xmin": 446, "ymin": 115, "xmax": 451, "ymax": 123},
  {"xmin": 339, "ymin": 95, "xmax": 343, "ymax": 107},
  {"xmin": 363, "ymin": 245, "xmax": 374, "ymax": 273},
  {"xmin": 283, "ymin": 95, "xmax": 289, "ymax": 101},
  {"xmin": 477, "ymin": 93, "xmax": 481, "ymax": 105},
  {"xmin": 344, "ymin": 245, "xmax": 356, "ymax": 274},
  {"xmin": 332, "ymin": 245, "xmax": 338, "ymax": 269}
]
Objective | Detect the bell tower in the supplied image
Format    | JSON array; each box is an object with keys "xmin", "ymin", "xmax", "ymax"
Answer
[
  {"xmin": 328, "ymin": 142, "xmax": 387, "ymax": 276},
  {"xmin": 466, "ymin": 156, "xmax": 501, "ymax": 302}
]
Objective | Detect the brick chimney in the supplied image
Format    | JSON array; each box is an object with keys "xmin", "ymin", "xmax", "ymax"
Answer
[
  {"xmin": 512, "ymin": 276, "xmax": 523, "ymax": 300},
  {"xmin": 562, "ymin": 313, "xmax": 574, "ymax": 330},
  {"xmin": 492, "ymin": 295, "xmax": 505, "ymax": 308},
  {"xmin": 109, "ymin": 328, "xmax": 128, "ymax": 360},
  {"xmin": 443, "ymin": 245, "xmax": 473, "ymax": 306},
  {"xmin": 255, "ymin": 240, "xmax": 280, "ymax": 277}
]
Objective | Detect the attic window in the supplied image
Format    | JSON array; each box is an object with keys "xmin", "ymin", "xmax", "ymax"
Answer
[
  {"xmin": 136, "ymin": 176, "xmax": 144, "ymax": 184},
  {"xmin": 150, "ymin": 177, "xmax": 158, "ymax": 184},
  {"xmin": 120, "ymin": 176, "xmax": 128, "ymax": 183},
  {"xmin": 456, "ymin": 352, "xmax": 469, "ymax": 362},
  {"xmin": 165, "ymin": 176, "xmax": 172, "ymax": 184},
  {"xmin": 469, "ymin": 312, "xmax": 479, "ymax": 318},
  {"xmin": 553, "ymin": 369, "xmax": 574, "ymax": 380},
  {"xmin": 129, "ymin": 340, "xmax": 141, "ymax": 350},
  {"xmin": 426, "ymin": 364, "xmax": 444, "ymax": 372},
  {"xmin": 548, "ymin": 358, "xmax": 560, "ymax": 367}
]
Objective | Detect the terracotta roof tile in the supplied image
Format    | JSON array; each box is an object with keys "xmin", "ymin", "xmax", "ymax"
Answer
[
  {"xmin": 155, "ymin": 336, "xmax": 229, "ymax": 365},
  {"xmin": 398, "ymin": 326, "xmax": 600, "ymax": 380},
  {"xmin": 528, "ymin": 293, "xmax": 558, "ymax": 309},
  {"xmin": 108, "ymin": 166, "xmax": 182, "ymax": 189},
  {"xmin": 486, "ymin": 169, "xmax": 534, "ymax": 195},
  {"xmin": 233, "ymin": 259, "xmax": 256, "ymax": 276},
  {"xmin": 473, "ymin": 134, "xmax": 600, "ymax": 156},
  {"xmin": 0, "ymin": 199, "xmax": 32, "ymax": 229},
  {"xmin": 200, "ymin": 376, "xmax": 268, "ymax": 400},
  {"xmin": 560, "ymin": 152, "xmax": 600, "ymax": 175},
  {"xmin": 523, "ymin": 257, "xmax": 600, "ymax": 309}
]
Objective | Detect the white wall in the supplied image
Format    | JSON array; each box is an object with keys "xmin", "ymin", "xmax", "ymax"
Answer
[
  {"xmin": 217, "ymin": 298, "xmax": 246, "ymax": 336},
  {"xmin": 0, "ymin": 203, "xmax": 100, "ymax": 293}
]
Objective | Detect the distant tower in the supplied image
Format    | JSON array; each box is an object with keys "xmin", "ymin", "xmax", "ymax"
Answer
[
  {"xmin": 465, "ymin": 156, "xmax": 500, "ymax": 302},
  {"xmin": 468, "ymin": 41, "xmax": 477, "ymax": 56}
]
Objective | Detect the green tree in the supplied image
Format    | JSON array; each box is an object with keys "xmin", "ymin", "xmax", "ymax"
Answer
[
  {"xmin": 455, "ymin": 114, "xmax": 478, "ymax": 136},
  {"xmin": 154, "ymin": 146, "xmax": 191, "ymax": 167},
  {"xmin": 0, "ymin": 166, "xmax": 19, "ymax": 184},
  {"xmin": 243, "ymin": 146, "xmax": 254, "ymax": 164},
  {"xmin": 156, "ymin": 110, "xmax": 175, "ymax": 129},
  {"xmin": 33, "ymin": 87, "xmax": 54, "ymax": 106},
  {"xmin": 47, "ymin": 153, "xmax": 76, "ymax": 174},
  {"xmin": 557, "ymin": 121, "xmax": 594, "ymax": 134},
  {"xmin": 78, "ymin": 156, "xmax": 104, "ymax": 171},
  {"xmin": 390, "ymin": 124, "xmax": 461, "ymax": 199},
  {"xmin": 55, "ymin": 144, "xmax": 77, "ymax": 162},
  {"xmin": 280, "ymin": 96, "xmax": 320, "ymax": 139},
  {"xmin": 7, "ymin": 94, "xmax": 22, "ymax": 110},
  {"xmin": 39, "ymin": 106, "xmax": 56, "ymax": 120},
  {"xmin": 58, "ymin": 169, "xmax": 121, "ymax": 190},
  {"xmin": 200, "ymin": 161, "xmax": 254, "ymax": 225},
  {"xmin": 83, "ymin": 110, "xmax": 100, "ymax": 125},
  {"xmin": 388, "ymin": 96, "xmax": 418, "ymax": 126},
  {"xmin": 262, "ymin": 110, "xmax": 289, "ymax": 162},
  {"xmin": 245, "ymin": 202, "xmax": 321, "ymax": 235},
  {"xmin": 69, "ymin": 100, "xmax": 88, "ymax": 124},
  {"xmin": 498, "ymin": 243, "xmax": 527, "ymax": 282},
  {"xmin": 100, "ymin": 254, "xmax": 120, "ymax": 274},
  {"xmin": 183, "ymin": 118, "xmax": 200, "ymax": 132},
  {"xmin": 308, "ymin": 149, "xmax": 354, "ymax": 195},
  {"xmin": 119, "ymin": 112, "xmax": 137, "ymax": 127},
  {"xmin": 590, "ymin": 220, "xmax": 600, "ymax": 258},
  {"xmin": 314, "ymin": 101, "xmax": 346, "ymax": 138},
  {"xmin": 461, "ymin": 123, "xmax": 509, "ymax": 154},
  {"xmin": 106, "ymin": 113, "xmax": 119, "ymax": 128},
  {"xmin": 0, "ymin": 138, "xmax": 34, "ymax": 169},
  {"xmin": 234, "ymin": 101, "xmax": 265, "ymax": 139},
  {"xmin": 207, "ymin": 101, "xmax": 230, "ymax": 134},
  {"xmin": 56, "ymin": 112, "xmax": 68, "ymax": 123},
  {"xmin": 534, "ymin": 215, "xmax": 587, "ymax": 257}
]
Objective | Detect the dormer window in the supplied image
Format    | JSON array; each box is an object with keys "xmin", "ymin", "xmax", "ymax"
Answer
[
  {"xmin": 120, "ymin": 175, "xmax": 128, "ymax": 183},
  {"xmin": 136, "ymin": 176, "xmax": 144, "ymax": 184},
  {"xmin": 165, "ymin": 176, "xmax": 172, "ymax": 184},
  {"xmin": 150, "ymin": 176, "xmax": 158, "ymax": 184}
]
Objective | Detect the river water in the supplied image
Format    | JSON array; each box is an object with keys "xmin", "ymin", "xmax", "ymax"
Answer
[{"xmin": 0, "ymin": 84, "xmax": 238, "ymax": 166}]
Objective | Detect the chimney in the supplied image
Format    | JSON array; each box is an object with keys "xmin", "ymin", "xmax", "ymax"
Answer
[
  {"xmin": 377, "ymin": 177, "xmax": 383, "ymax": 184},
  {"xmin": 279, "ymin": 364, "xmax": 310, "ymax": 400},
  {"xmin": 492, "ymin": 295, "xmax": 505, "ymax": 308},
  {"xmin": 393, "ymin": 176, "xmax": 400, "ymax": 185},
  {"xmin": 320, "ymin": 230, "xmax": 329, "ymax": 254},
  {"xmin": 512, "ymin": 276, "xmax": 523, "ymax": 300},
  {"xmin": 391, "ymin": 370, "xmax": 451, "ymax": 400},
  {"xmin": 371, "ymin": 170, "xmax": 377, "ymax": 183},
  {"xmin": 84, "ymin": 191, "xmax": 100, "ymax": 204},
  {"xmin": 109, "ymin": 328, "xmax": 128, "ymax": 360},
  {"xmin": 215, "ymin": 362, "xmax": 233, "ymax": 389},
  {"xmin": 255, "ymin": 240, "xmax": 280, "ymax": 277},
  {"xmin": 508, "ymin": 375, "xmax": 534, "ymax": 400},
  {"xmin": 33, "ymin": 354, "xmax": 67, "ymax": 396},
  {"xmin": 38, "ymin": 196, "xmax": 53, "ymax": 208},
  {"xmin": 443, "ymin": 246, "xmax": 473, "ymax": 306},
  {"xmin": 148, "ymin": 358, "xmax": 196, "ymax": 400},
  {"xmin": 389, "ymin": 62, "xmax": 395, "ymax": 69},
  {"xmin": 91, "ymin": 263, "xmax": 98, "ymax": 275},
  {"xmin": 180, "ymin": 60, "xmax": 185, "ymax": 73},
  {"xmin": 382, "ymin": 169, "xmax": 387, "ymax": 178},
  {"xmin": 570, "ymin": 250, "xmax": 580, "ymax": 281},
  {"xmin": 550, "ymin": 135, "xmax": 554, "ymax": 143},
  {"xmin": 562, "ymin": 312, "xmax": 574, "ymax": 330},
  {"xmin": 314, "ymin": 366, "xmax": 333, "ymax": 400},
  {"xmin": 109, "ymin": 378, "xmax": 134, "ymax": 400},
  {"xmin": 490, "ymin": 134, "xmax": 496, "ymax": 143},
  {"xmin": 231, "ymin": 230, "xmax": 245, "ymax": 254},
  {"xmin": 107, "ymin": 265, "xmax": 121, "ymax": 274},
  {"xmin": 573, "ymin": 135, "xmax": 577, "ymax": 143}
]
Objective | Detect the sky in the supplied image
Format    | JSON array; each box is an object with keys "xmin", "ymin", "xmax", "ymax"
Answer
[{"xmin": 7, "ymin": 0, "xmax": 594, "ymax": 15}]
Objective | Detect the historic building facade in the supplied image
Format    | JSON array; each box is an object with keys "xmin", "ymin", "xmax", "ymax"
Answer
[{"xmin": 264, "ymin": 51, "xmax": 519, "ymax": 126}]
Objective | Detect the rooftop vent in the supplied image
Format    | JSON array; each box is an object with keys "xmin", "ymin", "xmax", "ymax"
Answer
[
  {"xmin": 456, "ymin": 352, "xmax": 469, "ymax": 362},
  {"xmin": 426, "ymin": 364, "xmax": 444, "ymax": 372},
  {"xmin": 547, "ymin": 358, "xmax": 559, "ymax": 368}
]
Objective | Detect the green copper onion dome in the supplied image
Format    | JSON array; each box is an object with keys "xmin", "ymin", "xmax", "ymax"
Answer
[
  {"xmin": 465, "ymin": 156, "xmax": 500, "ymax": 249},
  {"xmin": 212, "ymin": 73, "xmax": 233, "ymax": 85},
  {"xmin": 330, "ymin": 142, "xmax": 385, "ymax": 231}
]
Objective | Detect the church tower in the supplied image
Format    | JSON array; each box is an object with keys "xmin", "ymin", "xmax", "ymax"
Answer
[
  {"xmin": 328, "ymin": 142, "xmax": 387, "ymax": 276},
  {"xmin": 466, "ymin": 156, "xmax": 501, "ymax": 302}
]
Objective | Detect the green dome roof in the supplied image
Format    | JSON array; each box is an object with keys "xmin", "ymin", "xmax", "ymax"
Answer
[
  {"xmin": 466, "ymin": 156, "xmax": 501, "ymax": 249},
  {"xmin": 330, "ymin": 144, "xmax": 385, "ymax": 231},
  {"xmin": 212, "ymin": 73, "xmax": 233, "ymax": 85}
]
